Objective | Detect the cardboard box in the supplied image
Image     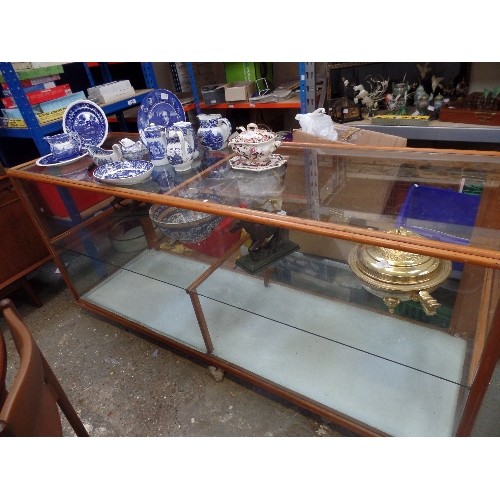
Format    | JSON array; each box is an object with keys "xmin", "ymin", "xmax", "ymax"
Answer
[
  {"xmin": 201, "ymin": 83, "xmax": 227, "ymax": 105},
  {"xmin": 288, "ymin": 230, "xmax": 355, "ymax": 263},
  {"xmin": 288, "ymin": 127, "xmax": 405, "ymax": 261},
  {"xmin": 224, "ymin": 62, "xmax": 273, "ymax": 84},
  {"xmin": 293, "ymin": 127, "xmax": 407, "ymax": 148},
  {"xmin": 224, "ymin": 81, "xmax": 256, "ymax": 102}
]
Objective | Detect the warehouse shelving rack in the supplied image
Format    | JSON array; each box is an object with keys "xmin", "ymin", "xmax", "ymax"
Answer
[{"xmin": 0, "ymin": 62, "xmax": 158, "ymax": 157}]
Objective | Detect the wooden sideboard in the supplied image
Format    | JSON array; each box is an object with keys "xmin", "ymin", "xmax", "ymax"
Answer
[{"xmin": 0, "ymin": 171, "xmax": 51, "ymax": 305}]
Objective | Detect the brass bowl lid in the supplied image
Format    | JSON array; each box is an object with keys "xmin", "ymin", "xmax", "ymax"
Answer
[{"xmin": 348, "ymin": 228, "xmax": 452, "ymax": 291}]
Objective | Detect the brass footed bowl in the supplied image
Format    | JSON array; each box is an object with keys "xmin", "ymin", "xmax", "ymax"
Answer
[{"xmin": 348, "ymin": 228, "xmax": 452, "ymax": 316}]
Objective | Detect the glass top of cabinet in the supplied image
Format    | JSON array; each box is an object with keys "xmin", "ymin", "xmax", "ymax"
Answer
[{"xmin": 12, "ymin": 140, "xmax": 500, "ymax": 262}]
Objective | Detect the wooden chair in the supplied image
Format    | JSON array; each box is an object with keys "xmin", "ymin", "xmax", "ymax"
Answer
[{"xmin": 0, "ymin": 298, "xmax": 89, "ymax": 436}]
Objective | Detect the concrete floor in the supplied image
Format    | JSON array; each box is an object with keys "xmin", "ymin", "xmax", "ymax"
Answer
[{"xmin": 1, "ymin": 261, "xmax": 499, "ymax": 437}]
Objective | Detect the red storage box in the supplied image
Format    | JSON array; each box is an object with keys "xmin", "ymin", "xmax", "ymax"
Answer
[
  {"xmin": 1, "ymin": 84, "xmax": 72, "ymax": 108},
  {"xmin": 184, "ymin": 217, "xmax": 242, "ymax": 257},
  {"xmin": 34, "ymin": 182, "xmax": 111, "ymax": 219}
]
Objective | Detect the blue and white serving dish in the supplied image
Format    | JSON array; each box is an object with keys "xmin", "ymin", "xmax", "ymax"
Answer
[
  {"xmin": 36, "ymin": 149, "xmax": 88, "ymax": 167},
  {"xmin": 63, "ymin": 99, "xmax": 108, "ymax": 147},
  {"xmin": 93, "ymin": 160, "xmax": 154, "ymax": 186},
  {"xmin": 137, "ymin": 89, "xmax": 185, "ymax": 142}
]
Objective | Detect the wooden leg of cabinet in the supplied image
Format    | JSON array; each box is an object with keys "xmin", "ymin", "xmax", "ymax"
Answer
[{"xmin": 0, "ymin": 276, "xmax": 42, "ymax": 308}]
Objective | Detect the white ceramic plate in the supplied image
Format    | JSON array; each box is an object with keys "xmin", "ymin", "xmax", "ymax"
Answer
[
  {"xmin": 93, "ymin": 160, "xmax": 154, "ymax": 186},
  {"xmin": 63, "ymin": 99, "xmax": 108, "ymax": 147}
]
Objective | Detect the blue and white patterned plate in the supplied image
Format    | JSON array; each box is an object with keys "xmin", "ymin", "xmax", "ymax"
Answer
[
  {"xmin": 63, "ymin": 99, "xmax": 108, "ymax": 147},
  {"xmin": 137, "ymin": 89, "xmax": 185, "ymax": 142},
  {"xmin": 93, "ymin": 160, "xmax": 154, "ymax": 186},
  {"xmin": 36, "ymin": 149, "xmax": 88, "ymax": 167}
]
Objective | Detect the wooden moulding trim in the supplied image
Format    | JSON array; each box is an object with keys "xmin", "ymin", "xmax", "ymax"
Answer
[
  {"xmin": 77, "ymin": 298, "xmax": 387, "ymax": 437},
  {"xmin": 468, "ymin": 269, "xmax": 495, "ymax": 386},
  {"xmin": 456, "ymin": 290, "xmax": 500, "ymax": 436},
  {"xmin": 283, "ymin": 140, "xmax": 500, "ymax": 159},
  {"xmin": 7, "ymin": 146, "xmax": 500, "ymax": 268}
]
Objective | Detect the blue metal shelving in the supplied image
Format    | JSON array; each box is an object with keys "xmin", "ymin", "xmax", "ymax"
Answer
[{"xmin": 0, "ymin": 62, "xmax": 157, "ymax": 157}]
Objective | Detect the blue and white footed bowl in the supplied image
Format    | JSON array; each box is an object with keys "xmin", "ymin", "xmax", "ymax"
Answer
[{"xmin": 149, "ymin": 193, "xmax": 222, "ymax": 243}]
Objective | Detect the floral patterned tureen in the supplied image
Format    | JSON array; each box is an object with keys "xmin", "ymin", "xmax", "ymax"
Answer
[{"xmin": 228, "ymin": 123, "xmax": 282, "ymax": 162}]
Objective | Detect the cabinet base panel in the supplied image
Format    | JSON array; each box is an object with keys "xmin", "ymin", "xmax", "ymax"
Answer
[{"xmin": 82, "ymin": 249, "xmax": 467, "ymax": 436}]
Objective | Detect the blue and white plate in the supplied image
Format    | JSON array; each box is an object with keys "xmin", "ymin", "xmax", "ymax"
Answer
[
  {"xmin": 63, "ymin": 99, "xmax": 108, "ymax": 147},
  {"xmin": 93, "ymin": 160, "xmax": 154, "ymax": 186},
  {"xmin": 36, "ymin": 149, "xmax": 88, "ymax": 167},
  {"xmin": 137, "ymin": 89, "xmax": 185, "ymax": 142}
]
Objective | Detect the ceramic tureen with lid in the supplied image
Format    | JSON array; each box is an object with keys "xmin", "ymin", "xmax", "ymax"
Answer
[{"xmin": 228, "ymin": 123, "xmax": 282, "ymax": 162}]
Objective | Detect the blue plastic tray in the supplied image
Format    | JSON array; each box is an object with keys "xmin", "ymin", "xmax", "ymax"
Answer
[{"xmin": 396, "ymin": 184, "xmax": 481, "ymax": 245}]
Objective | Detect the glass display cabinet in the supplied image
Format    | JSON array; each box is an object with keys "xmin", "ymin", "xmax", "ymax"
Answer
[{"xmin": 7, "ymin": 133, "xmax": 500, "ymax": 437}]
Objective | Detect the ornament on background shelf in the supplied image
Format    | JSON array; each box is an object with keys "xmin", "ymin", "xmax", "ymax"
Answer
[{"xmin": 353, "ymin": 74, "xmax": 389, "ymax": 117}]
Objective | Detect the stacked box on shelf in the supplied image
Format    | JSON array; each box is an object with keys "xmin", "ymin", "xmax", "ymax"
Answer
[
  {"xmin": 224, "ymin": 62, "xmax": 273, "ymax": 85},
  {"xmin": 87, "ymin": 80, "xmax": 135, "ymax": 104},
  {"xmin": 1, "ymin": 81, "xmax": 56, "ymax": 96},
  {"xmin": 1, "ymin": 83, "xmax": 72, "ymax": 108},
  {"xmin": 0, "ymin": 92, "xmax": 86, "ymax": 128},
  {"xmin": 0, "ymin": 64, "xmax": 64, "ymax": 84},
  {"xmin": 1, "ymin": 74, "xmax": 61, "ymax": 90},
  {"xmin": 201, "ymin": 84, "xmax": 227, "ymax": 105},
  {"xmin": 0, "ymin": 63, "xmax": 83, "ymax": 130}
]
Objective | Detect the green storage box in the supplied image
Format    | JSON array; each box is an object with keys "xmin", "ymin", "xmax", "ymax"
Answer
[{"xmin": 224, "ymin": 62, "xmax": 273, "ymax": 85}]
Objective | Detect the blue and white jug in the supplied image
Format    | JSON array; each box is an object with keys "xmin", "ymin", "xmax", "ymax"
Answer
[
  {"xmin": 166, "ymin": 128, "xmax": 191, "ymax": 171},
  {"xmin": 196, "ymin": 113, "xmax": 231, "ymax": 151},
  {"xmin": 170, "ymin": 121, "xmax": 199, "ymax": 161},
  {"xmin": 143, "ymin": 123, "xmax": 169, "ymax": 167}
]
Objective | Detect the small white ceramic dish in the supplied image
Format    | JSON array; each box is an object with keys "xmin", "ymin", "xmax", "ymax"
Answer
[{"xmin": 87, "ymin": 144, "xmax": 123, "ymax": 167}]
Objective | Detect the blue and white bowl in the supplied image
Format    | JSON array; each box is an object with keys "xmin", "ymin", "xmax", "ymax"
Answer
[
  {"xmin": 93, "ymin": 160, "xmax": 154, "ymax": 186},
  {"xmin": 149, "ymin": 194, "xmax": 222, "ymax": 243}
]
